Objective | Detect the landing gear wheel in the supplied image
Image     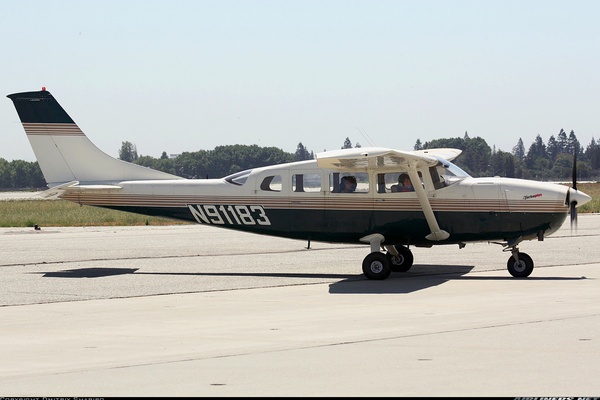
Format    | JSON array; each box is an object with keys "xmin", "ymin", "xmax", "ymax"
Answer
[
  {"xmin": 362, "ymin": 252, "xmax": 392, "ymax": 280},
  {"xmin": 507, "ymin": 252, "xmax": 534, "ymax": 278},
  {"xmin": 387, "ymin": 245, "xmax": 414, "ymax": 272}
]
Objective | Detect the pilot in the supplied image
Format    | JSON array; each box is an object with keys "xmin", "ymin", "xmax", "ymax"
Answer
[
  {"xmin": 339, "ymin": 175, "xmax": 357, "ymax": 193},
  {"xmin": 391, "ymin": 173, "xmax": 414, "ymax": 192}
]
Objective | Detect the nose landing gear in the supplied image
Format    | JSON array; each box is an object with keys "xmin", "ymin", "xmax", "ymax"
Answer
[{"xmin": 507, "ymin": 249, "xmax": 534, "ymax": 278}]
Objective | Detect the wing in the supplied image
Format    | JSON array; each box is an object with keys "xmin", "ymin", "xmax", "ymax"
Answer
[
  {"xmin": 316, "ymin": 146, "xmax": 457, "ymax": 242},
  {"xmin": 412, "ymin": 148, "xmax": 462, "ymax": 162},
  {"xmin": 315, "ymin": 147, "xmax": 460, "ymax": 171}
]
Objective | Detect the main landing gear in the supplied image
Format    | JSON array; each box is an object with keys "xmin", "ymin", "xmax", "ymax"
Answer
[
  {"xmin": 360, "ymin": 234, "xmax": 415, "ymax": 280},
  {"xmin": 362, "ymin": 245, "xmax": 414, "ymax": 280}
]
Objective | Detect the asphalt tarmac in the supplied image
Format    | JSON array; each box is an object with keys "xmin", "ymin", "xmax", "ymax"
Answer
[{"xmin": 1, "ymin": 214, "xmax": 599, "ymax": 396}]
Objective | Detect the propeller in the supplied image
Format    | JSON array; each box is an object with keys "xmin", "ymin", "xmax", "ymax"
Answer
[{"xmin": 570, "ymin": 144, "xmax": 579, "ymax": 233}]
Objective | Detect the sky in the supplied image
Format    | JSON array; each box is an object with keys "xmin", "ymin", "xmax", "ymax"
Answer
[{"xmin": 1, "ymin": 0, "xmax": 599, "ymax": 162}]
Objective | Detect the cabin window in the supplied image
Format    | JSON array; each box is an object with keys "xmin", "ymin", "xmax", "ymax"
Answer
[
  {"xmin": 330, "ymin": 172, "xmax": 369, "ymax": 193},
  {"xmin": 292, "ymin": 173, "xmax": 321, "ymax": 192},
  {"xmin": 260, "ymin": 175, "xmax": 282, "ymax": 192},
  {"xmin": 376, "ymin": 172, "xmax": 423, "ymax": 193}
]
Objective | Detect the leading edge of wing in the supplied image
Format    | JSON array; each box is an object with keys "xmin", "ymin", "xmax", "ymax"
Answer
[{"xmin": 315, "ymin": 147, "xmax": 461, "ymax": 171}]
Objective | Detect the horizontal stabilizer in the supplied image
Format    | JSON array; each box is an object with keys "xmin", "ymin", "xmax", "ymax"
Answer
[
  {"xmin": 38, "ymin": 181, "xmax": 80, "ymax": 199},
  {"xmin": 38, "ymin": 181, "xmax": 123, "ymax": 199}
]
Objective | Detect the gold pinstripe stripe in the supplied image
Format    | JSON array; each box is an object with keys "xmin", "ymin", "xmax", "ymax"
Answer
[
  {"xmin": 22, "ymin": 123, "xmax": 84, "ymax": 136},
  {"xmin": 60, "ymin": 193, "xmax": 567, "ymax": 213}
]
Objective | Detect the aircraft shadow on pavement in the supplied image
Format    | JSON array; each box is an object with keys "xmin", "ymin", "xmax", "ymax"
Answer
[
  {"xmin": 329, "ymin": 264, "xmax": 475, "ymax": 294},
  {"xmin": 37, "ymin": 264, "xmax": 475, "ymax": 293},
  {"xmin": 41, "ymin": 267, "xmax": 139, "ymax": 278},
  {"xmin": 38, "ymin": 265, "xmax": 586, "ymax": 295},
  {"xmin": 330, "ymin": 265, "xmax": 588, "ymax": 294}
]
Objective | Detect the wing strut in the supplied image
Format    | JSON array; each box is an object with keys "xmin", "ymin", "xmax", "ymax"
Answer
[{"xmin": 407, "ymin": 166, "xmax": 449, "ymax": 241}]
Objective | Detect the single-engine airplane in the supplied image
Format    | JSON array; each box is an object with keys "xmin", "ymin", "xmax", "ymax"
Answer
[{"xmin": 7, "ymin": 88, "xmax": 592, "ymax": 280}]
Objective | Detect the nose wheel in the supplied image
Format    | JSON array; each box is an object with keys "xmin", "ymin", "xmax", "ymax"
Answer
[{"xmin": 507, "ymin": 251, "xmax": 534, "ymax": 277}]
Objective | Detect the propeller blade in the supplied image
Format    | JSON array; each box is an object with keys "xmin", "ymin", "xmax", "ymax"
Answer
[
  {"xmin": 572, "ymin": 144, "xmax": 578, "ymax": 191},
  {"xmin": 570, "ymin": 143, "xmax": 579, "ymax": 233},
  {"xmin": 570, "ymin": 199, "xmax": 577, "ymax": 233}
]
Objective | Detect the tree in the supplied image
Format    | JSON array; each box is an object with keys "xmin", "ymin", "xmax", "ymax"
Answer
[
  {"xmin": 525, "ymin": 135, "xmax": 548, "ymax": 171},
  {"xmin": 342, "ymin": 137, "xmax": 352, "ymax": 149},
  {"xmin": 556, "ymin": 129, "xmax": 568, "ymax": 154},
  {"xmin": 118, "ymin": 141, "xmax": 138, "ymax": 162},
  {"xmin": 0, "ymin": 158, "xmax": 9, "ymax": 188},
  {"xmin": 585, "ymin": 137, "xmax": 600, "ymax": 170},
  {"xmin": 490, "ymin": 150, "xmax": 516, "ymax": 177},
  {"xmin": 423, "ymin": 135, "xmax": 491, "ymax": 176},
  {"xmin": 462, "ymin": 136, "xmax": 492, "ymax": 176},
  {"xmin": 552, "ymin": 153, "xmax": 575, "ymax": 180},
  {"xmin": 414, "ymin": 139, "xmax": 423, "ymax": 151},
  {"xmin": 567, "ymin": 130, "xmax": 580, "ymax": 158},
  {"xmin": 546, "ymin": 135, "xmax": 559, "ymax": 161},
  {"xmin": 512, "ymin": 138, "xmax": 525, "ymax": 161},
  {"xmin": 294, "ymin": 142, "xmax": 311, "ymax": 161},
  {"xmin": 160, "ymin": 151, "xmax": 169, "ymax": 160}
]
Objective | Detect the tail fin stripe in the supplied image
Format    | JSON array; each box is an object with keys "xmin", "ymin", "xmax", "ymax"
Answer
[{"xmin": 22, "ymin": 122, "xmax": 84, "ymax": 136}]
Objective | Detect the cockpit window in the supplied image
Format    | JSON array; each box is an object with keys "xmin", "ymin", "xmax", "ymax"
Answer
[
  {"xmin": 434, "ymin": 157, "xmax": 470, "ymax": 187},
  {"xmin": 224, "ymin": 169, "xmax": 252, "ymax": 185}
]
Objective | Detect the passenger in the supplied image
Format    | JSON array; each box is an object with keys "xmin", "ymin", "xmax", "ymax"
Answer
[
  {"xmin": 339, "ymin": 175, "xmax": 357, "ymax": 193},
  {"xmin": 391, "ymin": 173, "xmax": 414, "ymax": 192}
]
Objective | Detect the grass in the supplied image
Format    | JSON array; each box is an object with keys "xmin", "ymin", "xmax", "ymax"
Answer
[
  {"xmin": 1, "ymin": 182, "xmax": 598, "ymax": 228},
  {"xmin": 0, "ymin": 199, "xmax": 190, "ymax": 228},
  {"xmin": 567, "ymin": 182, "xmax": 600, "ymax": 213}
]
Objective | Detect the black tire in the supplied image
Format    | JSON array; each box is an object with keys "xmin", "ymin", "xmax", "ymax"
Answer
[
  {"xmin": 362, "ymin": 252, "xmax": 392, "ymax": 280},
  {"xmin": 507, "ymin": 252, "xmax": 534, "ymax": 278},
  {"xmin": 387, "ymin": 245, "xmax": 414, "ymax": 272}
]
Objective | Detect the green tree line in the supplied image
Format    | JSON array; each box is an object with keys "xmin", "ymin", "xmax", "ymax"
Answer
[{"xmin": 2, "ymin": 131, "xmax": 599, "ymax": 190}]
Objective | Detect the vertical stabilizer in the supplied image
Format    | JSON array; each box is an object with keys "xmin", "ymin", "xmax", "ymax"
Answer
[{"xmin": 7, "ymin": 89, "xmax": 182, "ymax": 187}]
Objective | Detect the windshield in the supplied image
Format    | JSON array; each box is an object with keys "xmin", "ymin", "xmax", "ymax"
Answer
[
  {"xmin": 435, "ymin": 157, "xmax": 470, "ymax": 185},
  {"xmin": 224, "ymin": 169, "xmax": 252, "ymax": 185}
]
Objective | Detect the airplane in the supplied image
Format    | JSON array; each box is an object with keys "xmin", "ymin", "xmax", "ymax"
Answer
[{"xmin": 7, "ymin": 88, "xmax": 592, "ymax": 280}]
